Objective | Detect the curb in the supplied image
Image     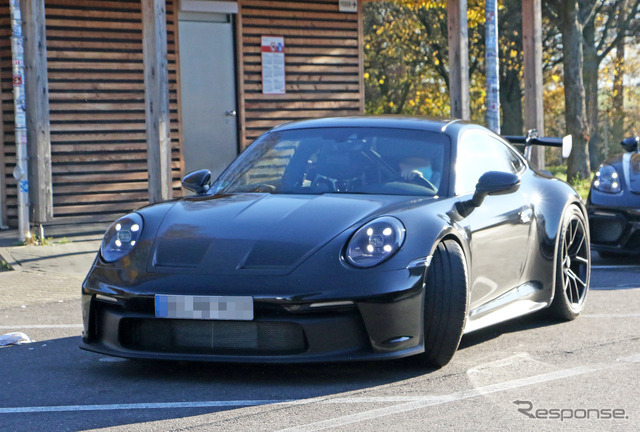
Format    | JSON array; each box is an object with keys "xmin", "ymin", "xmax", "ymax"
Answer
[{"xmin": 0, "ymin": 247, "xmax": 20, "ymax": 272}]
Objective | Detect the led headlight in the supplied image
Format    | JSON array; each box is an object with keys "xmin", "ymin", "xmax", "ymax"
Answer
[
  {"xmin": 593, "ymin": 165, "xmax": 621, "ymax": 194},
  {"xmin": 345, "ymin": 216, "xmax": 406, "ymax": 268},
  {"xmin": 100, "ymin": 213, "xmax": 143, "ymax": 262}
]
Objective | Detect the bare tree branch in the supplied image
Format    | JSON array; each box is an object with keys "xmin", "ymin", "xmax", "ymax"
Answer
[{"xmin": 597, "ymin": 0, "xmax": 640, "ymax": 59}]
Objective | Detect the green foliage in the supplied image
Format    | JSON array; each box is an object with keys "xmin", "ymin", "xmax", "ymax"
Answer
[
  {"xmin": 363, "ymin": 0, "xmax": 487, "ymax": 121},
  {"xmin": 363, "ymin": 0, "xmax": 526, "ymax": 130},
  {"xmin": 20, "ymin": 233, "xmax": 54, "ymax": 246},
  {"xmin": 547, "ymin": 164, "xmax": 593, "ymax": 200}
]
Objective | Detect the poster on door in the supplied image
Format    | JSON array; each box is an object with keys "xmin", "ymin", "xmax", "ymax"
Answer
[{"xmin": 261, "ymin": 36, "xmax": 286, "ymax": 95}]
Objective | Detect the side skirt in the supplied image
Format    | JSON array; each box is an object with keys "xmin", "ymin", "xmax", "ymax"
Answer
[{"xmin": 463, "ymin": 282, "xmax": 548, "ymax": 334}]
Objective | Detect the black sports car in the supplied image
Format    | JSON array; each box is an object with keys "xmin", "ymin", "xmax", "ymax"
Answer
[
  {"xmin": 81, "ymin": 117, "xmax": 590, "ymax": 367},
  {"xmin": 588, "ymin": 136, "xmax": 640, "ymax": 257}
]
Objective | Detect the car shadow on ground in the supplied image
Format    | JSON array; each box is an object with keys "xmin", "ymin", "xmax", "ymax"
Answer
[
  {"xmin": 458, "ymin": 311, "xmax": 560, "ymax": 351},
  {"xmin": 0, "ymin": 335, "xmax": 438, "ymax": 431}
]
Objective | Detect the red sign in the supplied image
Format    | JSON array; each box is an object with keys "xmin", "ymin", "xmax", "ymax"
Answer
[{"xmin": 261, "ymin": 36, "xmax": 286, "ymax": 95}]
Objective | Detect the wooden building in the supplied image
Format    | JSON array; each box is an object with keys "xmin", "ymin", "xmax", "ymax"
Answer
[{"xmin": 0, "ymin": 0, "xmax": 364, "ymax": 229}]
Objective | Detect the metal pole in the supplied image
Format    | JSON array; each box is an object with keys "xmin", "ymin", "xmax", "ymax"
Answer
[
  {"xmin": 485, "ymin": 0, "xmax": 500, "ymax": 133},
  {"xmin": 10, "ymin": 0, "xmax": 30, "ymax": 241}
]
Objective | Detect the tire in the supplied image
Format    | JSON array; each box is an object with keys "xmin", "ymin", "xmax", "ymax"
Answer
[
  {"xmin": 549, "ymin": 205, "xmax": 590, "ymax": 320},
  {"xmin": 421, "ymin": 240, "xmax": 468, "ymax": 368}
]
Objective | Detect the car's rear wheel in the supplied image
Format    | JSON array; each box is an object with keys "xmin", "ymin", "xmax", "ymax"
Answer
[
  {"xmin": 421, "ymin": 240, "xmax": 468, "ymax": 368},
  {"xmin": 549, "ymin": 205, "xmax": 590, "ymax": 320}
]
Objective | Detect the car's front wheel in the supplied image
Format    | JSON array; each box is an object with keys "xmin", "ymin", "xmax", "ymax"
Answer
[
  {"xmin": 421, "ymin": 240, "xmax": 468, "ymax": 368},
  {"xmin": 549, "ymin": 205, "xmax": 590, "ymax": 320}
]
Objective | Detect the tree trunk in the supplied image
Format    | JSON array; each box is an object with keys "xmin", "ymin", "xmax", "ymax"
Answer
[
  {"xmin": 500, "ymin": 69, "xmax": 524, "ymax": 135},
  {"xmin": 612, "ymin": 3, "xmax": 627, "ymax": 145},
  {"xmin": 561, "ymin": 0, "xmax": 591, "ymax": 180},
  {"xmin": 583, "ymin": 18, "xmax": 600, "ymax": 168}
]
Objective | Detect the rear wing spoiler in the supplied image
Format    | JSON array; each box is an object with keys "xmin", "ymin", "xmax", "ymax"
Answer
[{"xmin": 504, "ymin": 129, "xmax": 572, "ymax": 159}]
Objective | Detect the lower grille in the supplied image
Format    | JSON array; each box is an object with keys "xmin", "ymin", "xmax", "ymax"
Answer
[
  {"xmin": 590, "ymin": 217, "xmax": 625, "ymax": 243},
  {"xmin": 119, "ymin": 319, "xmax": 307, "ymax": 355},
  {"xmin": 625, "ymin": 230, "xmax": 640, "ymax": 251}
]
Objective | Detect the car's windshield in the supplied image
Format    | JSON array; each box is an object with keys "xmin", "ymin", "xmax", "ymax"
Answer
[{"xmin": 212, "ymin": 127, "xmax": 450, "ymax": 196}]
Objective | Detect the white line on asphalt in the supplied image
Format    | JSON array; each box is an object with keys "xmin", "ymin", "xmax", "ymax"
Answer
[
  {"xmin": 583, "ymin": 313, "xmax": 640, "ymax": 318},
  {"xmin": 276, "ymin": 354, "xmax": 640, "ymax": 432},
  {"xmin": 2, "ymin": 353, "xmax": 638, "ymax": 417},
  {"xmin": 591, "ymin": 285, "xmax": 640, "ymax": 290},
  {"xmin": 0, "ymin": 324, "xmax": 83, "ymax": 329},
  {"xmin": 0, "ymin": 401, "xmax": 286, "ymax": 414},
  {"xmin": 591, "ymin": 264, "xmax": 640, "ymax": 269}
]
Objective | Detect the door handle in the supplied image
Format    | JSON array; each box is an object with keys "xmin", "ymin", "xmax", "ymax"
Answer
[{"xmin": 225, "ymin": 110, "xmax": 237, "ymax": 117}]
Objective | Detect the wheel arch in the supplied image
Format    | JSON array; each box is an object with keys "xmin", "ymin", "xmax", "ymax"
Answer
[{"xmin": 425, "ymin": 227, "xmax": 471, "ymax": 285}]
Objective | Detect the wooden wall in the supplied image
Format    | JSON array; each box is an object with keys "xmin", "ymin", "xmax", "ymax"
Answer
[
  {"xmin": 0, "ymin": 0, "xmax": 365, "ymax": 227},
  {"xmin": 237, "ymin": 0, "xmax": 364, "ymax": 148},
  {"xmin": 0, "ymin": 0, "xmax": 183, "ymax": 227},
  {"xmin": 44, "ymin": 0, "xmax": 182, "ymax": 225}
]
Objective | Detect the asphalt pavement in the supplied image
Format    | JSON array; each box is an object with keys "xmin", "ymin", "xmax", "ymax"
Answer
[{"xmin": 0, "ymin": 227, "xmax": 639, "ymax": 432}]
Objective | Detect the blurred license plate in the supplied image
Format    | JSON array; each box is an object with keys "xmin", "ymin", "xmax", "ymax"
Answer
[{"xmin": 155, "ymin": 295, "xmax": 253, "ymax": 320}]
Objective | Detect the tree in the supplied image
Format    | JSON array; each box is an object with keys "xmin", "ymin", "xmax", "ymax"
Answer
[
  {"xmin": 545, "ymin": 0, "xmax": 640, "ymax": 169},
  {"xmin": 581, "ymin": 0, "xmax": 640, "ymax": 166},
  {"xmin": 558, "ymin": 0, "xmax": 591, "ymax": 180},
  {"xmin": 363, "ymin": 0, "xmax": 525, "ymax": 131}
]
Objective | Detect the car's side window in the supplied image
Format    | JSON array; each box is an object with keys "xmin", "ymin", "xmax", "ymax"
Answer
[{"xmin": 455, "ymin": 130, "xmax": 522, "ymax": 195}]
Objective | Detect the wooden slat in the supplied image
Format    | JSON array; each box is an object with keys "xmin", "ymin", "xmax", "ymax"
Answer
[
  {"xmin": 243, "ymin": 64, "xmax": 360, "ymax": 74},
  {"xmin": 242, "ymin": 17, "xmax": 358, "ymax": 30},
  {"xmin": 39, "ymin": 0, "xmax": 183, "ymax": 224}
]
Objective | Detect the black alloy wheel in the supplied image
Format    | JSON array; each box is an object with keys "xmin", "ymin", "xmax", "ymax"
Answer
[{"xmin": 550, "ymin": 205, "xmax": 590, "ymax": 320}]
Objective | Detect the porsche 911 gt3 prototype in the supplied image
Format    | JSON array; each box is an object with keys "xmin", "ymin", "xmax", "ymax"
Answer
[
  {"xmin": 588, "ymin": 136, "xmax": 640, "ymax": 257},
  {"xmin": 81, "ymin": 117, "xmax": 590, "ymax": 367}
]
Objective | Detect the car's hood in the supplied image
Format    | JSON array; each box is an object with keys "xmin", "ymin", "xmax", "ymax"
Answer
[{"xmin": 149, "ymin": 193, "xmax": 416, "ymax": 275}]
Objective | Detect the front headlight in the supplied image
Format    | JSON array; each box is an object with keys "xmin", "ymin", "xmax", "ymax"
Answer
[
  {"xmin": 100, "ymin": 213, "xmax": 143, "ymax": 262},
  {"xmin": 593, "ymin": 165, "xmax": 621, "ymax": 193},
  {"xmin": 345, "ymin": 216, "xmax": 406, "ymax": 268}
]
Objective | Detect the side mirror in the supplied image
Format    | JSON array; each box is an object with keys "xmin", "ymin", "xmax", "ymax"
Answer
[
  {"xmin": 621, "ymin": 136, "xmax": 639, "ymax": 153},
  {"xmin": 182, "ymin": 169, "xmax": 212, "ymax": 194},
  {"xmin": 562, "ymin": 135, "xmax": 573, "ymax": 158},
  {"xmin": 471, "ymin": 171, "xmax": 520, "ymax": 207}
]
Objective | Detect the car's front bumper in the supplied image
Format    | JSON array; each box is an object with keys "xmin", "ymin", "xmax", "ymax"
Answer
[
  {"xmin": 80, "ymin": 268, "xmax": 427, "ymax": 363},
  {"xmin": 588, "ymin": 206, "xmax": 640, "ymax": 254}
]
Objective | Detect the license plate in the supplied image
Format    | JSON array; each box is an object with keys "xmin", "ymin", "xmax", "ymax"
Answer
[{"xmin": 155, "ymin": 295, "xmax": 254, "ymax": 321}]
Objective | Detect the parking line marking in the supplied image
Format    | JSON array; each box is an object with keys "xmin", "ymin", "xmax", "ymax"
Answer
[
  {"xmin": 277, "ymin": 354, "xmax": 640, "ymax": 432},
  {"xmin": 0, "ymin": 400, "xmax": 286, "ymax": 414},
  {"xmin": 2, "ymin": 353, "xmax": 638, "ymax": 417},
  {"xmin": 591, "ymin": 265, "xmax": 640, "ymax": 270},
  {"xmin": 590, "ymin": 286, "xmax": 640, "ymax": 290},
  {"xmin": 0, "ymin": 324, "xmax": 83, "ymax": 329},
  {"xmin": 583, "ymin": 313, "xmax": 640, "ymax": 318}
]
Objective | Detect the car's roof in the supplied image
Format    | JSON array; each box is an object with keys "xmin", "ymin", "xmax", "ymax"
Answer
[{"xmin": 270, "ymin": 116, "xmax": 473, "ymax": 134}]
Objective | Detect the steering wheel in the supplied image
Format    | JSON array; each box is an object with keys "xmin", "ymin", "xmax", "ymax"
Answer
[
  {"xmin": 410, "ymin": 174, "xmax": 437, "ymax": 192},
  {"xmin": 312, "ymin": 174, "xmax": 365, "ymax": 193}
]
